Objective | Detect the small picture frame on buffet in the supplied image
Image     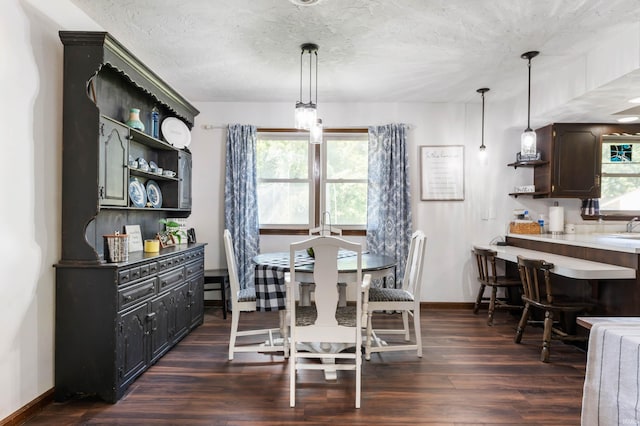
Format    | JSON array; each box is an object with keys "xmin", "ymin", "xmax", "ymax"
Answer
[{"xmin": 157, "ymin": 232, "xmax": 175, "ymax": 248}]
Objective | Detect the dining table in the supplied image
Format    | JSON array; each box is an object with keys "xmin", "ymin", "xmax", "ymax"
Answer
[
  {"xmin": 252, "ymin": 249, "xmax": 397, "ymax": 311},
  {"xmin": 252, "ymin": 249, "xmax": 397, "ymax": 380}
]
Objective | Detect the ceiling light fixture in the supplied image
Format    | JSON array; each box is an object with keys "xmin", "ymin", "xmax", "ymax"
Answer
[
  {"xmin": 295, "ymin": 43, "xmax": 319, "ymax": 131},
  {"xmin": 477, "ymin": 88, "xmax": 489, "ymax": 158},
  {"xmin": 289, "ymin": 0, "xmax": 322, "ymax": 5},
  {"xmin": 618, "ymin": 116, "xmax": 639, "ymax": 123},
  {"xmin": 519, "ymin": 51, "xmax": 540, "ymax": 161},
  {"xmin": 294, "ymin": 43, "xmax": 323, "ymax": 144}
]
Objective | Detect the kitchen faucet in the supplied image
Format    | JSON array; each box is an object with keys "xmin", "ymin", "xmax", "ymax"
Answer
[{"xmin": 626, "ymin": 217, "xmax": 640, "ymax": 233}]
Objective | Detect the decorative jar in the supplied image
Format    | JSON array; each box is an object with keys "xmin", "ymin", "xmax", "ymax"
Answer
[{"xmin": 126, "ymin": 108, "xmax": 145, "ymax": 132}]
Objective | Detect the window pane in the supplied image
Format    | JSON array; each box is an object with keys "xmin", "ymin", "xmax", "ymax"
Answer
[
  {"xmin": 326, "ymin": 182, "xmax": 367, "ymax": 225},
  {"xmin": 601, "ymin": 139, "xmax": 640, "ymax": 212},
  {"xmin": 326, "ymin": 138, "xmax": 368, "ymax": 180},
  {"xmin": 601, "ymin": 177, "xmax": 640, "ymax": 210},
  {"xmin": 258, "ymin": 182, "xmax": 309, "ymax": 225},
  {"xmin": 257, "ymin": 138, "xmax": 308, "ymax": 179}
]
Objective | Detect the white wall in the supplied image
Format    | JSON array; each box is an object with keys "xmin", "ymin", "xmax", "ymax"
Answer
[
  {"xmin": 2, "ymin": 0, "xmax": 640, "ymax": 420},
  {"xmin": 0, "ymin": 0, "xmax": 100, "ymax": 420}
]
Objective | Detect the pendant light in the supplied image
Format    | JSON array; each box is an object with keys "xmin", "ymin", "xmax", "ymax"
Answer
[
  {"xmin": 477, "ymin": 88, "xmax": 489, "ymax": 158},
  {"xmin": 294, "ymin": 43, "xmax": 319, "ymax": 131},
  {"xmin": 310, "ymin": 118, "xmax": 323, "ymax": 144},
  {"xmin": 520, "ymin": 51, "xmax": 539, "ymax": 159}
]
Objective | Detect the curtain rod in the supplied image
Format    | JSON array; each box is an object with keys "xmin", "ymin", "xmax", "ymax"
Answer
[{"xmin": 200, "ymin": 124, "xmax": 413, "ymax": 131}]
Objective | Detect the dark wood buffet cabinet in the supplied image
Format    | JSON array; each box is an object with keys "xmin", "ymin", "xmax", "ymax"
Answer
[{"xmin": 55, "ymin": 31, "xmax": 203, "ymax": 403}]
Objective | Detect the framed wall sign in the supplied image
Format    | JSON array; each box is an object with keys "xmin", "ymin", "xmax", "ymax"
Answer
[{"xmin": 420, "ymin": 145, "xmax": 464, "ymax": 201}]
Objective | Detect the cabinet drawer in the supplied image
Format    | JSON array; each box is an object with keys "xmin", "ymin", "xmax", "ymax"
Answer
[
  {"xmin": 140, "ymin": 261, "xmax": 158, "ymax": 278},
  {"xmin": 158, "ymin": 254, "xmax": 185, "ymax": 272},
  {"xmin": 118, "ymin": 277, "xmax": 156, "ymax": 311},
  {"xmin": 118, "ymin": 267, "xmax": 141, "ymax": 285},
  {"xmin": 158, "ymin": 267, "xmax": 185, "ymax": 293},
  {"xmin": 184, "ymin": 248, "xmax": 204, "ymax": 262},
  {"xmin": 185, "ymin": 259, "xmax": 204, "ymax": 278}
]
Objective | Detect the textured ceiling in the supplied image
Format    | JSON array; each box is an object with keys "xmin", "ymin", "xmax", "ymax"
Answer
[{"xmin": 70, "ymin": 0, "xmax": 640, "ymax": 119}]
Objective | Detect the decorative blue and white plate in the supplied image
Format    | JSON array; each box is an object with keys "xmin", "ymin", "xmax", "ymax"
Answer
[
  {"xmin": 129, "ymin": 177, "xmax": 147, "ymax": 208},
  {"xmin": 146, "ymin": 180, "xmax": 162, "ymax": 208}
]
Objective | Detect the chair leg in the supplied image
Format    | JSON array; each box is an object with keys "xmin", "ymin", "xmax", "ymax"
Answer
[
  {"xmin": 228, "ymin": 310, "xmax": 240, "ymax": 360},
  {"xmin": 541, "ymin": 310, "xmax": 553, "ymax": 363},
  {"xmin": 514, "ymin": 303, "xmax": 530, "ymax": 344},
  {"xmin": 365, "ymin": 311, "xmax": 373, "ymax": 361},
  {"xmin": 473, "ymin": 284, "xmax": 486, "ymax": 314},
  {"xmin": 487, "ymin": 286, "xmax": 498, "ymax": 326},
  {"xmin": 402, "ymin": 311, "xmax": 410, "ymax": 341},
  {"xmin": 290, "ymin": 339, "xmax": 296, "ymax": 407},
  {"xmin": 413, "ymin": 305, "xmax": 423, "ymax": 358},
  {"xmin": 355, "ymin": 351, "xmax": 361, "ymax": 408}
]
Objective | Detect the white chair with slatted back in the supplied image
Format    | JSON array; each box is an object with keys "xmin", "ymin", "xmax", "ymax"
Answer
[
  {"xmin": 309, "ymin": 226, "xmax": 342, "ymax": 236},
  {"xmin": 304, "ymin": 225, "xmax": 343, "ymax": 306},
  {"xmin": 287, "ymin": 236, "xmax": 371, "ymax": 408},
  {"xmin": 224, "ymin": 229, "xmax": 285, "ymax": 360},
  {"xmin": 365, "ymin": 230, "xmax": 426, "ymax": 360}
]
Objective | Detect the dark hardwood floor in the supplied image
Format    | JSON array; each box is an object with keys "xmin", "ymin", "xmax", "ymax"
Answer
[{"xmin": 24, "ymin": 306, "xmax": 586, "ymax": 425}]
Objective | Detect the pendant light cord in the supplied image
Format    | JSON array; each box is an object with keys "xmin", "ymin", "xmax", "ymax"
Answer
[
  {"xmin": 299, "ymin": 49, "xmax": 303, "ymax": 103},
  {"xmin": 481, "ymin": 91, "xmax": 485, "ymax": 147},
  {"xmin": 526, "ymin": 57, "xmax": 532, "ymax": 131}
]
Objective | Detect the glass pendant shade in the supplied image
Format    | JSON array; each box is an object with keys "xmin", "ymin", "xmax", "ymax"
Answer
[
  {"xmin": 310, "ymin": 118, "xmax": 323, "ymax": 144},
  {"xmin": 520, "ymin": 129, "xmax": 537, "ymax": 155},
  {"xmin": 295, "ymin": 102, "xmax": 317, "ymax": 130}
]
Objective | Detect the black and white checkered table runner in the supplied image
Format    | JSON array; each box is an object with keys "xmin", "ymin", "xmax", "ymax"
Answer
[{"xmin": 254, "ymin": 250, "xmax": 356, "ymax": 311}]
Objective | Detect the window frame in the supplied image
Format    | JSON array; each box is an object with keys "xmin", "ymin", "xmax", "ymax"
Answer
[
  {"xmin": 597, "ymin": 135, "xmax": 640, "ymax": 219},
  {"xmin": 256, "ymin": 128, "xmax": 368, "ymax": 235}
]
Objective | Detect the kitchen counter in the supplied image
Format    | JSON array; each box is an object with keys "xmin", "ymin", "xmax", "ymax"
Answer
[
  {"xmin": 473, "ymin": 244, "xmax": 635, "ymax": 280},
  {"xmin": 506, "ymin": 233, "xmax": 640, "ymax": 254}
]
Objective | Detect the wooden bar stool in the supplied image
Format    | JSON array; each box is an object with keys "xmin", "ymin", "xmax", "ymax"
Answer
[{"xmin": 204, "ymin": 268, "xmax": 229, "ymax": 319}]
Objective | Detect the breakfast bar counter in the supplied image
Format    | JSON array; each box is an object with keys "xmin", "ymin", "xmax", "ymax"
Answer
[{"xmin": 502, "ymin": 233, "xmax": 640, "ymax": 315}]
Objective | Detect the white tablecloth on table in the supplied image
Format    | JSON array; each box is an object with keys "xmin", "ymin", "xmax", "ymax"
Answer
[{"xmin": 582, "ymin": 323, "xmax": 640, "ymax": 426}]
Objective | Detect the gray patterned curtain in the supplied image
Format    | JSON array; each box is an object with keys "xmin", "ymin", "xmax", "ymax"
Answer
[
  {"xmin": 224, "ymin": 124, "xmax": 260, "ymax": 290},
  {"xmin": 366, "ymin": 123, "xmax": 413, "ymax": 288}
]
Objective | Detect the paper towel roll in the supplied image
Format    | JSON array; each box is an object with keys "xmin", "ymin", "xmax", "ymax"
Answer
[{"xmin": 548, "ymin": 206, "xmax": 564, "ymax": 233}]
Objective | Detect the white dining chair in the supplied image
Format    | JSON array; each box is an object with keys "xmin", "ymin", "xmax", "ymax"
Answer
[
  {"xmin": 365, "ymin": 230, "xmax": 426, "ymax": 360},
  {"xmin": 224, "ymin": 229, "xmax": 286, "ymax": 360},
  {"xmin": 303, "ymin": 224, "xmax": 343, "ymax": 306},
  {"xmin": 287, "ymin": 235, "xmax": 371, "ymax": 408}
]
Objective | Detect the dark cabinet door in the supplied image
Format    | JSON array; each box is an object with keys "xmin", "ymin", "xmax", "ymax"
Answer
[
  {"xmin": 189, "ymin": 273, "xmax": 204, "ymax": 327},
  {"xmin": 99, "ymin": 117, "xmax": 129, "ymax": 207},
  {"xmin": 173, "ymin": 281, "xmax": 191, "ymax": 343},
  {"xmin": 117, "ymin": 303, "xmax": 148, "ymax": 394},
  {"xmin": 178, "ymin": 151, "xmax": 192, "ymax": 209},
  {"xmin": 149, "ymin": 292, "xmax": 172, "ymax": 364},
  {"xmin": 551, "ymin": 124, "xmax": 601, "ymax": 198}
]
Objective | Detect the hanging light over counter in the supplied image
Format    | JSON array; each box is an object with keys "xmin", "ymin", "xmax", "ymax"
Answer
[
  {"xmin": 519, "ymin": 51, "xmax": 540, "ymax": 161},
  {"xmin": 477, "ymin": 87, "xmax": 489, "ymax": 159}
]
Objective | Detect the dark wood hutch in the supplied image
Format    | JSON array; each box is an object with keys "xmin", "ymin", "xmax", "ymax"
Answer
[{"xmin": 55, "ymin": 31, "xmax": 204, "ymax": 403}]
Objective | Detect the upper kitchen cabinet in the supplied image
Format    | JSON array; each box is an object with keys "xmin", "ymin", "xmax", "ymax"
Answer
[
  {"xmin": 535, "ymin": 123, "xmax": 602, "ymax": 198},
  {"xmin": 510, "ymin": 123, "xmax": 640, "ymax": 199},
  {"xmin": 59, "ymin": 31, "xmax": 199, "ymax": 262}
]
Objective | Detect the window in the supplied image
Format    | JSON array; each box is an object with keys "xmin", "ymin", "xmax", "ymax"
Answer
[
  {"xmin": 256, "ymin": 130, "xmax": 368, "ymax": 230},
  {"xmin": 600, "ymin": 137, "xmax": 640, "ymax": 214}
]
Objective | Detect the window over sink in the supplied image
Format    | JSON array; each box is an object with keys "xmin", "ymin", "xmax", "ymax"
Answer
[{"xmin": 600, "ymin": 135, "xmax": 640, "ymax": 215}]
